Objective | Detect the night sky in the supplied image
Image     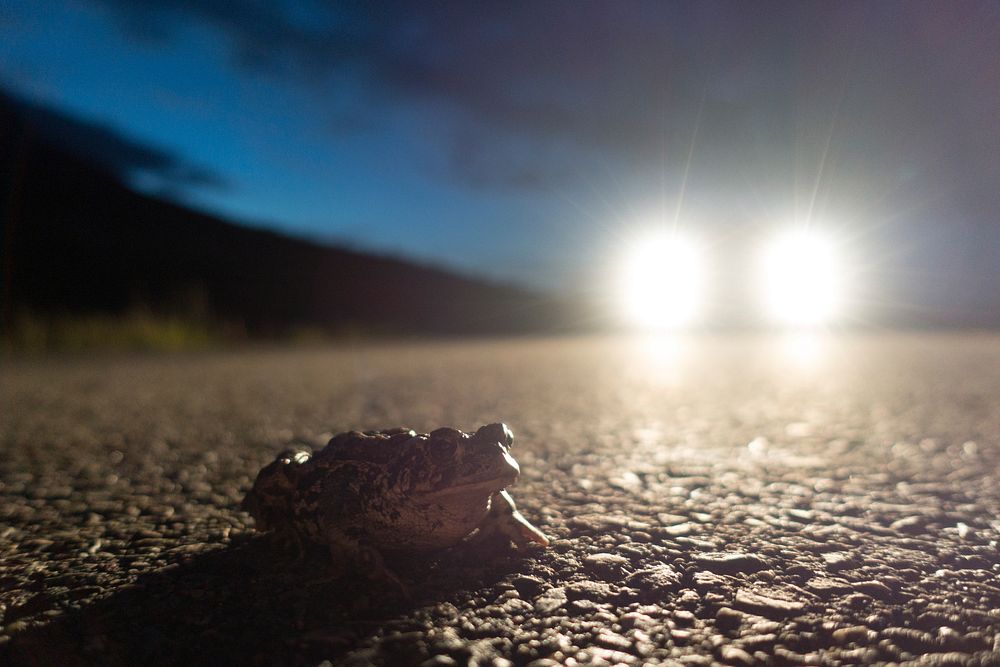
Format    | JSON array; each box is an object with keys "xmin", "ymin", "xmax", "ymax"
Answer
[{"xmin": 2, "ymin": 1, "xmax": 999, "ymax": 323}]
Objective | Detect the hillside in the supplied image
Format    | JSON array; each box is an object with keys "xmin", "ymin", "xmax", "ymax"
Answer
[{"xmin": 0, "ymin": 93, "xmax": 570, "ymax": 338}]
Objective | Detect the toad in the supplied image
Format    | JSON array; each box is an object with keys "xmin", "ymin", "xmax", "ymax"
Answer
[{"xmin": 241, "ymin": 423, "xmax": 548, "ymax": 589}]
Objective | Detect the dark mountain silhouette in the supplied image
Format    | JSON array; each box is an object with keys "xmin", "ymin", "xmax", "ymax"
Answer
[{"xmin": 0, "ymin": 92, "xmax": 574, "ymax": 337}]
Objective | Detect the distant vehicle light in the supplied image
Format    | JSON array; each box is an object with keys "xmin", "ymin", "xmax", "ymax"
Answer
[
  {"xmin": 758, "ymin": 230, "xmax": 842, "ymax": 326},
  {"xmin": 622, "ymin": 233, "xmax": 705, "ymax": 329}
]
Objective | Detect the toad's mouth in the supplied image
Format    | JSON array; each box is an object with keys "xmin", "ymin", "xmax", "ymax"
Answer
[
  {"xmin": 417, "ymin": 477, "xmax": 507, "ymax": 499},
  {"xmin": 418, "ymin": 449, "xmax": 520, "ymax": 498}
]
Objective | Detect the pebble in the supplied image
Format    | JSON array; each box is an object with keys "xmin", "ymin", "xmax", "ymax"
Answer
[
  {"xmin": 804, "ymin": 577, "xmax": 853, "ymax": 594},
  {"xmin": 694, "ymin": 552, "xmax": 768, "ymax": 574},
  {"xmin": 676, "ymin": 536, "xmax": 718, "ymax": 549},
  {"xmin": 831, "ymin": 626, "xmax": 877, "ymax": 645},
  {"xmin": 748, "ymin": 620, "xmax": 783, "ymax": 634},
  {"xmin": 718, "ymin": 646, "xmax": 754, "ymax": 665},
  {"xmin": 740, "ymin": 633, "xmax": 778, "ymax": 650},
  {"xmin": 626, "ymin": 565, "xmax": 682, "ymax": 595},
  {"xmin": 693, "ymin": 571, "xmax": 729, "ymax": 588},
  {"xmin": 821, "ymin": 551, "xmax": 860, "ymax": 571},
  {"xmin": 882, "ymin": 626, "xmax": 938, "ymax": 652},
  {"xmin": 772, "ymin": 646, "xmax": 814, "ymax": 663},
  {"xmin": 676, "ymin": 589, "xmax": 701, "ymax": 608},
  {"xmin": 673, "ymin": 609, "xmax": 695, "ymax": 625},
  {"xmin": 22, "ymin": 539, "xmax": 54, "ymax": 551},
  {"xmin": 786, "ymin": 509, "xmax": 815, "ymax": 522},
  {"xmin": 564, "ymin": 580, "xmax": 615, "ymax": 601},
  {"xmin": 662, "ymin": 522, "xmax": 696, "ymax": 537},
  {"xmin": 420, "ymin": 656, "xmax": 457, "ymax": 667},
  {"xmin": 3, "ymin": 621, "xmax": 30, "ymax": 635},
  {"xmin": 533, "ymin": 588, "xmax": 567, "ymax": 614},
  {"xmin": 595, "ymin": 631, "xmax": 632, "ymax": 652},
  {"xmin": 510, "ymin": 576, "xmax": 546, "ymax": 599},
  {"xmin": 732, "ymin": 590, "xmax": 806, "ymax": 618},
  {"xmin": 845, "ymin": 592, "xmax": 874, "ymax": 608},
  {"xmin": 583, "ymin": 553, "xmax": 629, "ymax": 580},
  {"xmin": 566, "ymin": 598, "xmax": 603, "ymax": 615},
  {"xmin": 618, "ymin": 612, "xmax": 654, "ymax": 630},
  {"xmin": 889, "ymin": 516, "xmax": 926, "ymax": 534},
  {"xmin": 501, "ymin": 598, "xmax": 533, "ymax": 615},
  {"xmin": 715, "ymin": 607, "xmax": 743, "ymax": 631},
  {"xmin": 676, "ymin": 652, "xmax": 710, "ymax": 664},
  {"xmin": 853, "ymin": 580, "xmax": 894, "ymax": 600},
  {"xmin": 567, "ymin": 514, "xmax": 632, "ymax": 532},
  {"xmin": 132, "ymin": 537, "xmax": 169, "ymax": 549}
]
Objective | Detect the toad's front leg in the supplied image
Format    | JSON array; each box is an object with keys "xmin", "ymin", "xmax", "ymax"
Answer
[{"xmin": 475, "ymin": 490, "xmax": 549, "ymax": 549}]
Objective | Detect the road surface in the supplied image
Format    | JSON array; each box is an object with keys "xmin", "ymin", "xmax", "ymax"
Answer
[{"xmin": 2, "ymin": 334, "xmax": 999, "ymax": 665}]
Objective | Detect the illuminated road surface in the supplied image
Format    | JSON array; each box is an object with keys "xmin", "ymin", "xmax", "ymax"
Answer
[{"xmin": 2, "ymin": 334, "xmax": 1000, "ymax": 665}]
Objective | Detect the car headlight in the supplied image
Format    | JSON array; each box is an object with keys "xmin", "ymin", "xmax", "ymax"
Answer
[
  {"xmin": 758, "ymin": 229, "xmax": 843, "ymax": 326},
  {"xmin": 621, "ymin": 233, "xmax": 706, "ymax": 329}
]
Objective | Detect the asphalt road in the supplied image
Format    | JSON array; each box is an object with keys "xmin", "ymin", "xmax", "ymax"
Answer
[{"xmin": 2, "ymin": 334, "xmax": 999, "ymax": 666}]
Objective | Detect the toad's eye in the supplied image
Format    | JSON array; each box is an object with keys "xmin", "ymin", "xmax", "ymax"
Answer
[{"xmin": 429, "ymin": 439, "xmax": 458, "ymax": 462}]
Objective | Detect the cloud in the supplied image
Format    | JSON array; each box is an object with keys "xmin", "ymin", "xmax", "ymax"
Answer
[
  {"xmin": 86, "ymin": 1, "xmax": 1000, "ymax": 195},
  {"xmin": 1, "ymin": 88, "xmax": 227, "ymax": 189}
]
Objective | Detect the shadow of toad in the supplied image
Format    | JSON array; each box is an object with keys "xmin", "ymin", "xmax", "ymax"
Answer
[{"xmin": 3, "ymin": 535, "xmax": 527, "ymax": 667}]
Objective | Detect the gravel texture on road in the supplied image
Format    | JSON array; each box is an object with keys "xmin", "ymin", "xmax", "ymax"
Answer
[{"xmin": 2, "ymin": 334, "xmax": 1000, "ymax": 666}]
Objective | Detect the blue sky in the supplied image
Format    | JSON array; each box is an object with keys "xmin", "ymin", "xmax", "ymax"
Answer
[
  {"xmin": 2, "ymin": 1, "xmax": 999, "ymax": 321},
  {"xmin": 1, "ymin": 0, "xmax": 585, "ymax": 288}
]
